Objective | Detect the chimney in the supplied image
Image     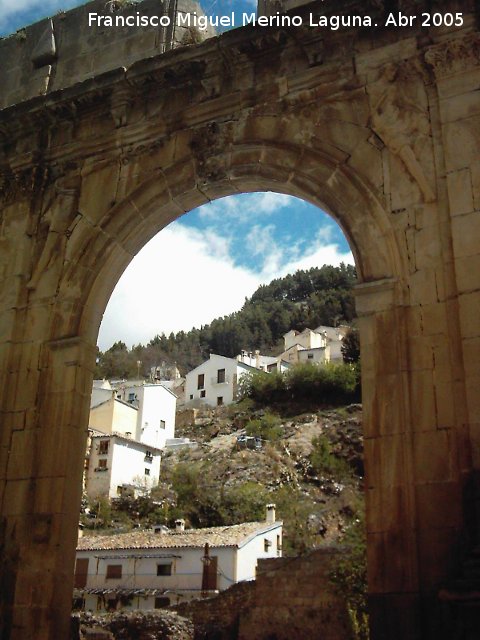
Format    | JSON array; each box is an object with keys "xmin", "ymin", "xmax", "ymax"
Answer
[
  {"xmin": 266, "ymin": 503, "xmax": 276, "ymax": 524},
  {"xmin": 175, "ymin": 518, "xmax": 185, "ymax": 532},
  {"xmin": 255, "ymin": 349, "xmax": 260, "ymax": 369}
]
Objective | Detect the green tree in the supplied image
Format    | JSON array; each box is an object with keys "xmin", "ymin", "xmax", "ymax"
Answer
[{"xmin": 342, "ymin": 328, "xmax": 361, "ymax": 364}]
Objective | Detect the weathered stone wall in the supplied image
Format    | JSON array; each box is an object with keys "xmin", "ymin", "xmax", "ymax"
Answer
[
  {"xmin": 0, "ymin": 0, "xmax": 214, "ymax": 110},
  {"xmin": 175, "ymin": 549, "xmax": 350, "ymax": 640},
  {"xmin": 0, "ymin": 0, "xmax": 479, "ymax": 638}
]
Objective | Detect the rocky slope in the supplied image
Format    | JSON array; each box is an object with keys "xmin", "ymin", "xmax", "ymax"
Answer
[{"xmin": 162, "ymin": 402, "xmax": 364, "ymax": 551}]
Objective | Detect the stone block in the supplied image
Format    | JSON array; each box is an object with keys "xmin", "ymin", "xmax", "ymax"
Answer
[
  {"xmin": 451, "ymin": 211, "xmax": 480, "ymax": 258},
  {"xmin": 454, "ymin": 253, "xmax": 480, "ymax": 293},
  {"xmin": 447, "ymin": 168, "xmax": 474, "ymax": 217},
  {"xmin": 465, "ymin": 375, "xmax": 480, "ymax": 423},
  {"xmin": 439, "ymin": 90, "xmax": 480, "ymax": 124},
  {"xmin": 471, "ymin": 161, "xmax": 480, "ymax": 211},
  {"xmin": 458, "ymin": 291, "xmax": 480, "ymax": 339},
  {"xmin": 416, "ymin": 482, "xmax": 463, "ymax": 531},
  {"xmin": 417, "ymin": 526, "xmax": 460, "ymax": 590},
  {"xmin": 443, "ymin": 116, "xmax": 480, "ymax": 173},
  {"xmin": 413, "ymin": 430, "xmax": 457, "ymax": 483}
]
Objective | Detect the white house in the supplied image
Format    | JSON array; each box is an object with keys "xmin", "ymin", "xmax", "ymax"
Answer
[
  {"xmin": 85, "ymin": 432, "xmax": 162, "ymax": 500},
  {"xmin": 184, "ymin": 352, "xmax": 291, "ymax": 408},
  {"xmin": 184, "ymin": 354, "xmax": 253, "ymax": 407},
  {"xmin": 74, "ymin": 506, "xmax": 282, "ymax": 611},
  {"xmin": 280, "ymin": 328, "xmax": 330, "ymax": 365},
  {"xmin": 113, "ymin": 382, "xmax": 177, "ymax": 449},
  {"xmin": 89, "ymin": 394, "xmax": 138, "ymax": 438},
  {"xmin": 315, "ymin": 325, "xmax": 349, "ymax": 362}
]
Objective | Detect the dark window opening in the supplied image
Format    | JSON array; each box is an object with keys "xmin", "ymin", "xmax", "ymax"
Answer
[
  {"xmin": 106, "ymin": 564, "xmax": 122, "ymax": 580},
  {"xmin": 155, "ymin": 596, "xmax": 171, "ymax": 608},
  {"xmin": 98, "ymin": 440, "xmax": 109, "ymax": 455},
  {"xmin": 217, "ymin": 397, "xmax": 223, "ymax": 406},
  {"xmin": 217, "ymin": 368, "xmax": 226, "ymax": 383},
  {"xmin": 197, "ymin": 374, "xmax": 205, "ymax": 390},
  {"xmin": 157, "ymin": 563, "xmax": 172, "ymax": 576}
]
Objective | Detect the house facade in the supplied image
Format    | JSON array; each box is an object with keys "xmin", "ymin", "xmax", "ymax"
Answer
[
  {"xmin": 74, "ymin": 507, "xmax": 282, "ymax": 611},
  {"xmin": 85, "ymin": 433, "xmax": 162, "ymax": 500},
  {"xmin": 184, "ymin": 354, "xmax": 254, "ymax": 407},
  {"xmin": 112, "ymin": 382, "xmax": 177, "ymax": 449},
  {"xmin": 184, "ymin": 352, "xmax": 291, "ymax": 407}
]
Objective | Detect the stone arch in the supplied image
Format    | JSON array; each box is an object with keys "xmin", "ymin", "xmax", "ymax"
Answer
[
  {"xmin": 1, "ymin": 4, "xmax": 478, "ymax": 639},
  {"xmin": 55, "ymin": 140, "xmax": 405, "ymax": 345}
]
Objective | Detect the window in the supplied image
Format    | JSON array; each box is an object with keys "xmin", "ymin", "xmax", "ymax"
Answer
[
  {"xmin": 106, "ymin": 565, "xmax": 122, "ymax": 580},
  {"xmin": 197, "ymin": 374, "xmax": 205, "ymax": 390},
  {"xmin": 307, "ymin": 353, "xmax": 314, "ymax": 360},
  {"xmin": 145, "ymin": 451, "xmax": 153, "ymax": 462},
  {"xmin": 157, "ymin": 563, "xmax": 172, "ymax": 576},
  {"xmin": 189, "ymin": 394, "xmax": 193, "ymax": 400},
  {"xmin": 217, "ymin": 396, "xmax": 224, "ymax": 406},
  {"xmin": 264, "ymin": 538, "xmax": 272, "ymax": 552},
  {"xmin": 217, "ymin": 368, "xmax": 225, "ymax": 383},
  {"xmin": 98, "ymin": 440, "xmax": 109, "ymax": 455},
  {"xmin": 155, "ymin": 596, "xmax": 170, "ymax": 608},
  {"xmin": 145, "ymin": 468, "xmax": 150, "ymax": 476},
  {"xmin": 96, "ymin": 459, "xmax": 108, "ymax": 471},
  {"xmin": 128, "ymin": 392, "xmax": 135, "ymax": 403},
  {"xmin": 160, "ymin": 420, "xmax": 166, "ymax": 429},
  {"xmin": 267, "ymin": 363, "xmax": 277, "ymax": 372},
  {"xmin": 200, "ymin": 390, "xmax": 206, "ymax": 398}
]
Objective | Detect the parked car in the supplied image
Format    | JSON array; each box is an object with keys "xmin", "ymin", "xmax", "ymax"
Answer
[{"xmin": 236, "ymin": 435, "xmax": 262, "ymax": 451}]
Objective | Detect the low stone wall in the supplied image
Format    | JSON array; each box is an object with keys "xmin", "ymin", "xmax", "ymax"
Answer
[
  {"xmin": 175, "ymin": 548, "xmax": 351, "ymax": 640},
  {"xmin": 71, "ymin": 610, "xmax": 194, "ymax": 640}
]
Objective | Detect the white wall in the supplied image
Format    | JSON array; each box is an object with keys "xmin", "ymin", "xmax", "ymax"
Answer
[
  {"xmin": 185, "ymin": 354, "xmax": 250, "ymax": 407},
  {"xmin": 236, "ymin": 524, "xmax": 282, "ymax": 582},
  {"xmin": 76, "ymin": 524, "xmax": 282, "ymax": 610},
  {"xmin": 135, "ymin": 385, "xmax": 176, "ymax": 449},
  {"xmin": 86, "ymin": 436, "xmax": 161, "ymax": 500},
  {"xmin": 297, "ymin": 347, "xmax": 329, "ymax": 366}
]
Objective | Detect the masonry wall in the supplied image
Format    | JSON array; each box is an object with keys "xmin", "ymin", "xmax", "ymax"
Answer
[
  {"xmin": 0, "ymin": 0, "xmax": 214, "ymax": 110},
  {"xmin": 176, "ymin": 548, "xmax": 351, "ymax": 640}
]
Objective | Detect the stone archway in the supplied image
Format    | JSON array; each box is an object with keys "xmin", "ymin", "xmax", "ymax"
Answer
[{"xmin": 1, "ymin": 1, "xmax": 479, "ymax": 638}]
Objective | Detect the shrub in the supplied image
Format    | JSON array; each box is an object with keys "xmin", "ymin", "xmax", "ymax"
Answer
[
  {"xmin": 240, "ymin": 362, "xmax": 360, "ymax": 407},
  {"xmin": 310, "ymin": 435, "xmax": 352, "ymax": 480},
  {"xmin": 222, "ymin": 482, "xmax": 269, "ymax": 523},
  {"xmin": 245, "ymin": 412, "xmax": 282, "ymax": 441},
  {"xmin": 286, "ymin": 362, "xmax": 358, "ymax": 405},
  {"xmin": 239, "ymin": 369, "xmax": 286, "ymax": 404}
]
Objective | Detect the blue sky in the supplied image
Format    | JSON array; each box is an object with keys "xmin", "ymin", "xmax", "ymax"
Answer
[
  {"xmin": 0, "ymin": 1, "xmax": 353, "ymax": 349},
  {"xmin": 0, "ymin": 0, "xmax": 257, "ymax": 36},
  {"xmin": 97, "ymin": 194, "xmax": 352, "ymax": 349}
]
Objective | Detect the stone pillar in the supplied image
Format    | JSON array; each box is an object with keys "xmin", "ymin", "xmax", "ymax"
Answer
[
  {"xmin": 356, "ymin": 277, "xmax": 467, "ymax": 640},
  {"xmin": 0, "ymin": 333, "xmax": 95, "ymax": 640}
]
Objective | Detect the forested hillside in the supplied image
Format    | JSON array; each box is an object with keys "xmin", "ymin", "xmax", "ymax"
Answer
[{"xmin": 96, "ymin": 263, "xmax": 356, "ymax": 378}]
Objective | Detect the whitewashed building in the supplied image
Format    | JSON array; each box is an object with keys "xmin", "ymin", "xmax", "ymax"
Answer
[
  {"xmin": 112, "ymin": 383, "xmax": 177, "ymax": 449},
  {"xmin": 280, "ymin": 328, "xmax": 330, "ymax": 365},
  {"xmin": 85, "ymin": 433, "xmax": 162, "ymax": 500},
  {"xmin": 184, "ymin": 354, "xmax": 254, "ymax": 407},
  {"xmin": 74, "ymin": 506, "xmax": 282, "ymax": 611},
  {"xmin": 184, "ymin": 353, "xmax": 290, "ymax": 407}
]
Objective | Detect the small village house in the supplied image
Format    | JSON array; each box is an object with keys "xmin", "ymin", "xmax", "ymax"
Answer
[
  {"xmin": 85, "ymin": 432, "xmax": 162, "ymax": 500},
  {"xmin": 184, "ymin": 352, "xmax": 289, "ymax": 407},
  {"xmin": 74, "ymin": 506, "xmax": 282, "ymax": 611}
]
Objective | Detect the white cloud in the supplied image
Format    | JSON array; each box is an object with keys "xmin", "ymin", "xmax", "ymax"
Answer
[
  {"xmin": 97, "ymin": 222, "xmax": 353, "ymax": 350},
  {"xmin": 197, "ymin": 192, "xmax": 301, "ymax": 222}
]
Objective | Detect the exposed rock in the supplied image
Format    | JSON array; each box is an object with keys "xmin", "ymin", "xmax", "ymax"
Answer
[{"xmin": 72, "ymin": 611, "xmax": 194, "ymax": 640}]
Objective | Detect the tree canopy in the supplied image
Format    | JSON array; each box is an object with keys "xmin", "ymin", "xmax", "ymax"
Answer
[{"xmin": 96, "ymin": 263, "xmax": 357, "ymax": 378}]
